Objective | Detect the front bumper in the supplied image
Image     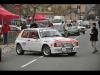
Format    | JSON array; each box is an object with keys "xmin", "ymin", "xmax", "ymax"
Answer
[{"xmin": 51, "ymin": 46, "xmax": 79, "ymax": 54}]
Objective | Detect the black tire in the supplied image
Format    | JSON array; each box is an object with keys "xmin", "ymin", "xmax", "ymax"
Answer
[
  {"xmin": 68, "ymin": 52, "xmax": 76, "ymax": 56},
  {"xmin": 16, "ymin": 44, "xmax": 24, "ymax": 55},
  {"xmin": 67, "ymin": 33, "xmax": 70, "ymax": 36},
  {"xmin": 42, "ymin": 45, "xmax": 51, "ymax": 57},
  {"xmin": 83, "ymin": 31, "xmax": 85, "ymax": 34},
  {"xmin": 76, "ymin": 32, "xmax": 80, "ymax": 36}
]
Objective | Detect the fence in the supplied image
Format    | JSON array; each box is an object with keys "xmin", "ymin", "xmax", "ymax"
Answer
[
  {"xmin": 0, "ymin": 31, "xmax": 20, "ymax": 44},
  {"xmin": 0, "ymin": 48, "xmax": 1, "ymax": 61},
  {"xmin": 8, "ymin": 31, "xmax": 19, "ymax": 43}
]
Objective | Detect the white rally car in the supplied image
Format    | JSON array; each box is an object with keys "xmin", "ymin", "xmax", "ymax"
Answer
[{"xmin": 15, "ymin": 28, "xmax": 79, "ymax": 56}]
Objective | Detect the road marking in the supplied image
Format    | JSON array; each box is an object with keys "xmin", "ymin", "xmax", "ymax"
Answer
[{"xmin": 21, "ymin": 56, "xmax": 43, "ymax": 68}]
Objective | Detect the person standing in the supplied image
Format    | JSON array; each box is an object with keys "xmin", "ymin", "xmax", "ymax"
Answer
[
  {"xmin": 90, "ymin": 23, "xmax": 98, "ymax": 53},
  {"xmin": 48, "ymin": 21, "xmax": 54, "ymax": 29},
  {"xmin": 63, "ymin": 21, "xmax": 68, "ymax": 37},
  {"xmin": 1, "ymin": 23, "xmax": 10, "ymax": 45},
  {"xmin": 21, "ymin": 22, "xmax": 27, "ymax": 30},
  {"xmin": 30, "ymin": 22, "xmax": 38, "ymax": 28},
  {"xmin": 98, "ymin": 19, "xmax": 100, "ymax": 28}
]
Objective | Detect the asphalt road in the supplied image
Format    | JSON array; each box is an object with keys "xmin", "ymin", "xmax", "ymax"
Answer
[{"xmin": 0, "ymin": 28, "xmax": 100, "ymax": 71}]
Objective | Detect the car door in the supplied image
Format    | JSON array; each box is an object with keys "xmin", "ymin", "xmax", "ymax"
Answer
[
  {"xmin": 20, "ymin": 30, "xmax": 31, "ymax": 50},
  {"xmin": 27, "ymin": 30, "xmax": 42, "ymax": 51}
]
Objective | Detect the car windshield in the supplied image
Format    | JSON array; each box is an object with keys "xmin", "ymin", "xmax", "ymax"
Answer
[
  {"xmin": 53, "ymin": 24, "xmax": 64, "ymax": 32},
  {"xmin": 39, "ymin": 29, "xmax": 62, "ymax": 38},
  {"xmin": 36, "ymin": 20, "xmax": 49, "ymax": 28},
  {"xmin": 52, "ymin": 19, "xmax": 62, "ymax": 23},
  {"xmin": 71, "ymin": 26, "xmax": 78, "ymax": 29}
]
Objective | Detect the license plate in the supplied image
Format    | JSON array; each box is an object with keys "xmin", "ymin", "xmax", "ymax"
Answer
[{"xmin": 66, "ymin": 48, "xmax": 72, "ymax": 53}]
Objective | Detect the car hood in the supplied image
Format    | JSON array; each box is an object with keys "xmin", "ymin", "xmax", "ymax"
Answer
[{"xmin": 41, "ymin": 37, "xmax": 78, "ymax": 43}]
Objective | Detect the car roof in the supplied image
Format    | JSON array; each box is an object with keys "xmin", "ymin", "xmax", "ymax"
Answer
[{"xmin": 23, "ymin": 28, "xmax": 56, "ymax": 31}]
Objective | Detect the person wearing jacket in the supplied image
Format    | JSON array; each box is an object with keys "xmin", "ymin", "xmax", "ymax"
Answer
[
  {"xmin": 48, "ymin": 21, "xmax": 53, "ymax": 27},
  {"xmin": 90, "ymin": 23, "xmax": 98, "ymax": 53},
  {"xmin": 30, "ymin": 22, "xmax": 38, "ymax": 28},
  {"xmin": 1, "ymin": 23, "xmax": 10, "ymax": 44},
  {"xmin": 21, "ymin": 22, "xmax": 27, "ymax": 30}
]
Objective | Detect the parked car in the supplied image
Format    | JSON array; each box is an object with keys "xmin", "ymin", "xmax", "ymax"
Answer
[
  {"xmin": 77, "ymin": 20, "xmax": 83, "ymax": 25},
  {"xmin": 67, "ymin": 26, "xmax": 80, "ymax": 36},
  {"xmin": 79, "ymin": 21, "xmax": 90, "ymax": 28},
  {"xmin": 0, "ymin": 25, "xmax": 21, "ymax": 32},
  {"xmin": 52, "ymin": 19, "xmax": 65, "ymax": 26},
  {"xmin": 77, "ymin": 26, "xmax": 86, "ymax": 34},
  {"xmin": 53, "ymin": 16, "xmax": 64, "ymax": 20},
  {"xmin": 15, "ymin": 28, "xmax": 79, "ymax": 56},
  {"xmin": 27, "ymin": 20, "xmax": 49, "ymax": 28}
]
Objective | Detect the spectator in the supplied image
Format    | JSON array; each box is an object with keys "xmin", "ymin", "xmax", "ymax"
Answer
[
  {"xmin": 21, "ymin": 22, "xmax": 27, "ymax": 30},
  {"xmin": 30, "ymin": 23, "xmax": 38, "ymax": 28},
  {"xmin": 63, "ymin": 21, "xmax": 68, "ymax": 37},
  {"xmin": 1, "ymin": 23, "xmax": 10, "ymax": 45},
  {"xmin": 48, "ymin": 21, "xmax": 53, "ymax": 28},
  {"xmin": 90, "ymin": 23, "xmax": 98, "ymax": 53}
]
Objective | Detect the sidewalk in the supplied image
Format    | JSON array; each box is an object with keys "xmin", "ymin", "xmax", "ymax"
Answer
[{"xmin": 0, "ymin": 43, "xmax": 15, "ymax": 55}]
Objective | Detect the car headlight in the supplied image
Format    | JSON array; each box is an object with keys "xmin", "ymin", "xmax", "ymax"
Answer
[
  {"xmin": 62, "ymin": 43, "xmax": 73, "ymax": 47},
  {"xmin": 73, "ymin": 42, "xmax": 79, "ymax": 46},
  {"xmin": 54, "ymin": 42, "xmax": 62, "ymax": 47}
]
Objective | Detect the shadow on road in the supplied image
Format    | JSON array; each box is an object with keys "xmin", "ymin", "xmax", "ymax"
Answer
[{"xmin": 23, "ymin": 52, "xmax": 80, "ymax": 57}]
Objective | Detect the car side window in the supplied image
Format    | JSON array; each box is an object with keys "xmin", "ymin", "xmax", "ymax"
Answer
[
  {"xmin": 28, "ymin": 30, "xmax": 39, "ymax": 39},
  {"xmin": 21, "ymin": 30, "xmax": 29, "ymax": 38}
]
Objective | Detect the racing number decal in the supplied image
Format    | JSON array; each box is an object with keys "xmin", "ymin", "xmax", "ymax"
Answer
[{"xmin": 22, "ymin": 42, "xmax": 26, "ymax": 46}]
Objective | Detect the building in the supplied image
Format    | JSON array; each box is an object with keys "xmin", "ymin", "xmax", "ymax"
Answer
[{"xmin": 64, "ymin": 4, "xmax": 87, "ymax": 21}]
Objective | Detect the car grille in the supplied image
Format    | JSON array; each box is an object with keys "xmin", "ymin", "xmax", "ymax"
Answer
[{"xmin": 61, "ymin": 43, "xmax": 73, "ymax": 48}]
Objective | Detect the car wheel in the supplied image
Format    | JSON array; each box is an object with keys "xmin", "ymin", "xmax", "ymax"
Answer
[
  {"xmin": 42, "ymin": 45, "xmax": 51, "ymax": 57},
  {"xmin": 83, "ymin": 31, "xmax": 85, "ymax": 34},
  {"xmin": 77, "ymin": 32, "xmax": 80, "ymax": 35},
  {"xmin": 68, "ymin": 52, "xmax": 76, "ymax": 56},
  {"xmin": 16, "ymin": 44, "xmax": 24, "ymax": 55},
  {"xmin": 67, "ymin": 33, "xmax": 70, "ymax": 36}
]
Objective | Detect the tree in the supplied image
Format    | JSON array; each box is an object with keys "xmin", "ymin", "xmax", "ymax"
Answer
[
  {"xmin": 95, "ymin": 4, "xmax": 100, "ymax": 16},
  {"xmin": 87, "ymin": 14, "xmax": 95, "ymax": 20}
]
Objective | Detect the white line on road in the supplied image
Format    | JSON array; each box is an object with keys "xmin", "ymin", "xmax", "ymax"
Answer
[{"xmin": 21, "ymin": 56, "xmax": 43, "ymax": 68}]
